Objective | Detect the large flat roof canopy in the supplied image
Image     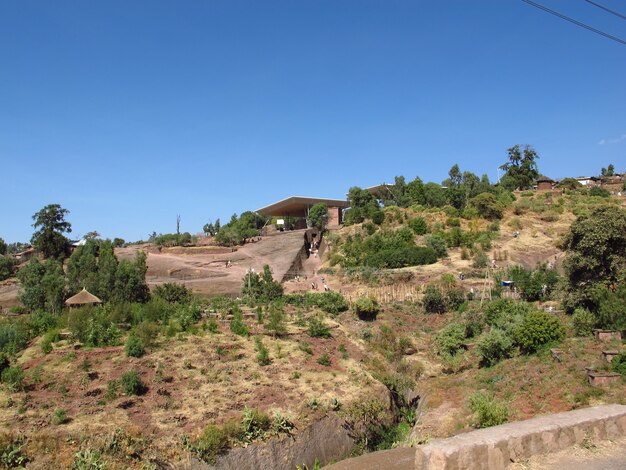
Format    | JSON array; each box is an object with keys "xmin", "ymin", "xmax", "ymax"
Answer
[{"xmin": 256, "ymin": 196, "xmax": 350, "ymax": 217}]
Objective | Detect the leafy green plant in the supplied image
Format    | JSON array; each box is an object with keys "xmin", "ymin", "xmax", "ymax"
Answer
[
  {"xmin": 307, "ymin": 317, "xmax": 331, "ymax": 338},
  {"xmin": 611, "ymin": 353, "xmax": 626, "ymax": 377},
  {"xmin": 572, "ymin": 308, "xmax": 595, "ymax": 336},
  {"xmin": 0, "ymin": 434, "xmax": 28, "ymax": 468},
  {"xmin": 71, "ymin": 449, "xmax": 106, "ymax": 470},
  {"xmin": 422, "ymin": 284, "xmax": 446, "ymax": 314},
  {"xmin": 353, "ymin": 297, "xmax": 380, "ymax": 321},
  {"xmin": 124, "ymin": 333, "xmax": 145, "ymax": 358},
  {"xmin": 477, "ymin": 329, "xmax": 514, "ymax": 366},
  {"xmin": 230, "ymin": 311, "xmax": 249, "ymax": 337},
  {"xmin": 469, "ymin": 392, "xmax": 510, "ymax": 428},
  {"xmin": 513, "ymin": 311, "xmax": 565, "ymax": 354},
  {"xmin": 52, "ymin": 408, "xmax": 69, "ymax": 425},
  {"xmin": 435, "ymin": 323, "xmax": 465, "ymax": 356},
  {"xmin": 1, "ymin": 366, "xmax": 25, "ymax": 392},
  {"xmin": 189, "ymin": 424, "xmax": 228, "ymax": 464},
  {"xmin": 255, "ymin": 336, "xmax": 270, "ymax": 366},
  {"xmin": 408, "ymin": 217, "xmax": 428, "ymax": 235},
  {"xmin": 317, "ymin": 353, "xmax": 331, "ymax": 366},
  {"xmin": 120, "ymin": 371, "xmax": 145, "ymax": 396},
  {"xmin": 299, "ymin": 341, "xmax": 313, "ymax": 355}
]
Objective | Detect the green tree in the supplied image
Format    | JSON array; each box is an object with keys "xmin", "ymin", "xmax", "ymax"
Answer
[
  {"xmin": 17, "ymin": 259, "xmax": 66, "ymax": 312},
  {"xmin": 265, "ymin": 304, "xmax": 286, "ymax": 338},
  {"xmin": 563, "ymin": 206, "xmax": 626, "ymax": 312},
  {"xmin": 97, "ymin": 240, "xmax": 119, "ymax": 302},
  {"xmin": 66, "ymin": 240, "xmax": 99, "ymax": 294},
  {"xmin": 307, "ymin": 203, "xmax": 328, "ymax": 230},
  {"xmin": 0, "ymin": 256, "xmax": 15, "ymax": 281},
  {"xmin": 470, "ymin": 193, "xmax": 504, "ymax": 220},
  {"xmin": 0, "ymin": 238, "xmax": 6, "ymax": 255},
  {"xmin": 31, "ymin": 204, "xmax": 72, "ymax": 259},
  {"xmin": 499, "ymin": 145, "xmax": 539, "ymax": 191},
  {"xmin": 601, "ymin": 164, "xmax": 615, "ymax": 177},
  {"xmin": 113, "ymin": 252, "xmax": 150, "ymax": 303}
]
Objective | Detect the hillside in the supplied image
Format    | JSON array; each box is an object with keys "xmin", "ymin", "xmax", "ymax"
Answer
[{"xmin": 0, "ymin": 190, "xmax": 625, "ymax": 469}]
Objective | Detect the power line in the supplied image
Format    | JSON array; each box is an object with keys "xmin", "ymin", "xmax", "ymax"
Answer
[
  {"xmin": 520, "ymin": 0, "xmax": 626, "ymax": 45},
  {"xmin": 583, "ymin": 0, "xmax": 626, "ymax": 21}
]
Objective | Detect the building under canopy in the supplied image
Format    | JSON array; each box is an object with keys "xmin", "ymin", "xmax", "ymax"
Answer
[
  {"xmin": 65, "ymin": 288, "xmax": 102, "ymax": 307},
  {"xmin": 256, "ymin": 196, "xmax": 350, "ymax": 228}
]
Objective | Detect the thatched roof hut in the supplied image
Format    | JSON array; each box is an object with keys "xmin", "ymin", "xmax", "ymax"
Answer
[{"xmin": 65, "ymin": 288, "xmax": 102, "ymax": 307}]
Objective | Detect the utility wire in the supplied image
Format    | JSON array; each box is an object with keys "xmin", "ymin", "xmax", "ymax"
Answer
[
  {"xmin": 583, "ymin": 0, "xmax": 626, "ymax": 21},
  {"xmin": 520, "ymin": 0, "xmax": 626, "ymax": 45}
]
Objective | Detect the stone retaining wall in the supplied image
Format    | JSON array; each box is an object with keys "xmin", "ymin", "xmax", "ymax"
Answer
[{"xmin": 327, "ymin": 404, "xmax": 626, "ymax": 470}]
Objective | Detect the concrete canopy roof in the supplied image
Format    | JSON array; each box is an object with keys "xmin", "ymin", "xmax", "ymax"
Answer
[{"xmin": 256, "ymin": 196, "xmax": 350, "ymax": 217}]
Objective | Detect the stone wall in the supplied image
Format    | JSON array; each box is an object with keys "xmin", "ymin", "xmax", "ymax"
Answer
[{"xmin": 326, "ymin": 404, "xmax": 626, "ymax": 470}]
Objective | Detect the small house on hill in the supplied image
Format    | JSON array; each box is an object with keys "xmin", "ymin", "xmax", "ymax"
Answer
[
  {"xmin": 536, "ymin": 176, "xmax": 555, "ymax": 191},
  {"xmin": 65, "ymin": 288, "xmax": 102, "ymax": 308}
]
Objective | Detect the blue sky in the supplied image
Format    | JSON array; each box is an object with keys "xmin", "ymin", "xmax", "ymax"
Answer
[{"xmin": 1, "ymin": 0, "xmax": 625, "ymax": 243}]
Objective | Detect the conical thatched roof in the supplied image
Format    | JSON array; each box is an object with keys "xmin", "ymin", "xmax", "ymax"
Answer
[{"xmin": 65, "ymin": 288, "xmax": 102, "ymax": 306}]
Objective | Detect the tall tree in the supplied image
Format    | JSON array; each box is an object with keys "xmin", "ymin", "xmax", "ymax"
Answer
[
  {"xmin": 0, "ymin": 238, "xmax": 6, "ymax": 255},
  {"xmin": 307, "ymin": 203, "xmax": 328, "ymax": 230},
  {"xmin": 563, "ymin": 206, "xmax": 626, "ymax": 313},
  {"xmin": 31, "ymin": 204, "xmax": 72, "ymax": 259},
  {"xmin": 499, "ymin": 145, "xmax": 540, "ymax": 191}
]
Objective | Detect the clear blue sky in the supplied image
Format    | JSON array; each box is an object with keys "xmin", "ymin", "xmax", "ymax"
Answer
[{"xmin": 1, "ymin": 0, "xmax": 625, "ymax": 243}]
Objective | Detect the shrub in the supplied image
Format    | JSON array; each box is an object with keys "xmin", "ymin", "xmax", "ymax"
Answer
[
  {"xmin": 0, "ymin": 256, "xmax": 15, "ymax": 281},
  {"xmin": 120, "ymin": 371, "xmax": 145, "ymax": 396},
  {"xmin": 307, "ymin": 317, "xmax": 331, "ymax": 338},
  {"xmin": 408, "ymin": 217, "xmax": 428, "ymax": 235},
  {"xmin": 470, "ymin": 193, "xmax": 504, "ymax": 220},
  {"xmin": 255, "ymin": 337, "xmax": 270, "ymax": 366},
  {"xmin": 446, "ymin": 288, "xmax": 466, "ymax": 311},
  {"xmin": 242, "ymin": 407, "xmax": 271, "ymax": 441},
  {"xmin": 513, "ymin": 311, "xmax": 565, "ymax": 354},
  {"xmin": 371, "ymin": 210, "xmax": 385, "ymax": 225},
  {"xmin": 1, "ymin": 366, "xmax": 25, "ymax": 392},
  {"xmin": 52, "ymin": 408, "xmax": 69, "ymax": 425},
  {"xmin": 435, "ymin": 323, "xmax": 465, "ymax": 356},
  {"xmin": 194, "ymin": 424, "xmax": 228, "ymax": 464},
  {"xmin": 153, "ymin": 282, "xmax": 192, "ymax": 303},
  {"xmin": 473, "ymin": 250, "xmax": 489, "ymax": 268},
  {"xmin": 589, "ymin": 186, "xmax": 610, "ymax": 198},
  {"xmin": 298, "ymin": 341, "xmax": 313, "ymax": 355},
  {"xmin": 317, "ymin": 353, "xmax": 331, "ymax": 366},
  {"xmin": 571, "ymin": 308, "xmax": 595, "ymax": 336},
  {"xmin": 0, "ymin": 353, "xmax": 9, "ymax": 376},
  {"xmin": 422, "ymin": 284, "xmax": 446, "ymax": 314},
  {"xmin": 469, "ymin": 392, "xmax": 509, "ymax": 428},
  {"xmin": 462, "ymin": 310, "xmax": 485, "ymax": 338},
  {"xmin": 0, "ymin": 434, "xmax": 28, "ymax": 467},
  {"xmin": 611, "ymin": 353, "xmax": 626, "ymax": 377},
  {"xmin": 230, "ymin": 311, "xmax": 249, "ymax": 337},
  {"xmin": 125, "ymin": 333, "xmax": 145, "ymax": 358},
  {"xmin": 425, "ymin": 235, "xmax": 448, "ymax": 257},
  {"xmin": 354, "ymin": 297, "xmax": 380, "ymax": 321},
  {"xmin": 477, "ymin": 329, "xmax": 514, "ymax": 366}
]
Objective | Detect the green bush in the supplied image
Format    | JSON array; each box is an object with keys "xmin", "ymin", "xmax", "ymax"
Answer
[
  {"xmin": 0, "ymin": 434, "xmax": 28, "ymax": 468},
  {"xmin": 354, "ymin": 297, "xmax": 380, "ymax": 321},
  {"xmin": 477, "ymin": 329, "xmax": 514, "ymax": 366},
  {"xmin": 153, "ymin": 282, "xmax": 192, "ymax": 303},
  {"xmin": 124, "ymin": 333, "xmax": 145, "ymax": 358},
  {"xmin": 422, "ymin": 284, "xmax": 446, "ymax": 314},
  {"xmin": 470, "ymin": 193, "xmax": 504, "ymax": 220},
  {"xmin": 473, "ymin": 250, "xmax": 489, "ymax": 268},
  {"xmin": 425, "ymin": 235, "xmax": 448, "ymax": 257},
  {"xmin": 462, "ymin": 310, "xmax": 485, "ymax": 338},
  {"xmin": 0, "ymin": 353, "xmax": 9, "ymax": 376},
  {"xmin": 194, "ymin": 424, "xmax": 229, "ymax": 464},
  {"xmin": 307, "ymin": 317, "xmax": 331, "ymax": 338},
  {"xmin": 408, "ymin": 217, "xmax": 428, "ymax": 235},
  {"xmin": 120, "ymin": 371, "xmax": 145, "ymax": 396},
  {"xmin": 52, "ymin": 408, "xmax": 69, "ymax": 425},
  {"xmin": 317, "ymin": 353, "xmax": 331, "ymax": 366},
  {"xmin": 571, "ymin": 308, "xmax": 595, "ymax": 336},
  {"xmin": 1, "ymin": 366, "xmax": 25, "ymax": 392},
  {"xmin": 435, "ymin": 323, "xmax": 465, "ymax": 356},
  {"xmin": 611, "ymin": 353, "xmax": 626, "ymax": 377},
  {"xmin": 589, "ymin": 186, "xmax": 610, "ymax": 198},
  {"xmin": 0, "ymin": 256, "xmax": 15, "ymax": 281},
  {"xmin": 255, "ymin": 337, "xmax": 270, "ymax": 366},
  {"xmin": 230, "ymin": 311, "xmax": 249, "ymax": 337},
  {"xmin": 469, "ymin": 392, "xmax": 509, "ymax": 428},
  {"xmin": 513, "ymin": 311, "xmax": 565, "ymax": 354}
]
